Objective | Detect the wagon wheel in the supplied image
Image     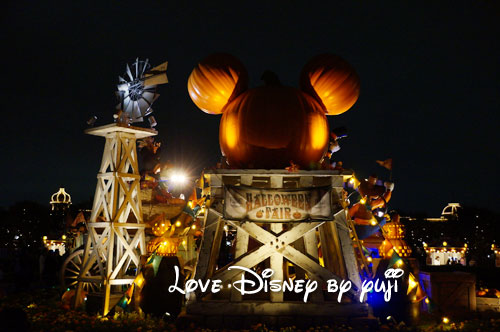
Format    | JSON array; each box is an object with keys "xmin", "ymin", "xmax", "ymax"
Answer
[{"xmin": 60, "ymin": 249, "xmax": 103, "ymax": 292}]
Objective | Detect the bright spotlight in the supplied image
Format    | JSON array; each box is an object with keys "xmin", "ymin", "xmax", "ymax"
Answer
[{"xmin": 170, "ymin": 172, "xmax": 187, "ymax": 185}]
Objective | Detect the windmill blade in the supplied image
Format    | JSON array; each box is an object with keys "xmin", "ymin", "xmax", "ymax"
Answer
[
  {"xmin": 126, "ymin": 64, "xmax": 134, "ymax": 81},
  {"xmin": 142, "ymin": 91, "xmax": 155, "ymax": 103},
  {"xmin": 151, "ymin": 93, "xmax": 160, "ymax": 104},
  {"xmin": 139, "ymin": 97, "xmax": 153, "ymax": 116},
  {"xmin": 137, "ymin": 98, "xmax": 149, "ymax": 113},
  {"xmin": 117, "ymin": 82, "xmax": 128, "ymax": 92},
  {"xmin": 132, "ymin": 102, "xmax": 142, "ymax": 120},
  {"xmin": 135, "ymin": 58, "xmax": 139, "ymax": 78},
  {"xmin": 118, "ymin": 76, "xmax": 127, "ymax": 83},
  {"xmin": 143, "ymin": 85, "xmax": 157, "ymax": 93},
  {"xmin": 122, "ymin": 93, "xmax": 132, "ymax": 106},
  {"xmin": 124, "ymin": 99, "xmax": 134, "ymax": 113},
  {"xmin": 141, "ymin": 58, "xmax": 149, "ymax": 76}
]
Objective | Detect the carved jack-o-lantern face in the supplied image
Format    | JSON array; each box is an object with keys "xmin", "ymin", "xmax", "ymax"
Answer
[{"xmin": 188, "ymin": 53, "xmax": 359, "ymax": 169}]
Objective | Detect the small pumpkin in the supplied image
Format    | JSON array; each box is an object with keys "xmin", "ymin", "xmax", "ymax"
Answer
[{"xmin": 188, "ymin": 53, "xmax": 360, "ymax": 169}]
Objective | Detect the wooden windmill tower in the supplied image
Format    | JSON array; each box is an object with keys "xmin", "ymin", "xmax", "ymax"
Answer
[
  {"xmin": 74, "ymin": 59, "xmax": 168, "ymax": 314},
  {"xmin": 74, "ymin": 124, "xmax": 155, "ymax": 314}
]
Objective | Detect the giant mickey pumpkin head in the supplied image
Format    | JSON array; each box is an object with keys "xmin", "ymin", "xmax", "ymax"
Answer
[{"xmin": 188, "ymin": 53, "xmax": 360, "ymax": 169}]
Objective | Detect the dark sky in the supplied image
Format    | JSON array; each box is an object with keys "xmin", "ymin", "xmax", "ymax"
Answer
[{"xmin": 2, "ymin": 1, "xmax": 499, "ymax": 215}]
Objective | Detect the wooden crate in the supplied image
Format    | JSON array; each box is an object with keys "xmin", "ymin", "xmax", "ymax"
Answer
[
  {"xmin": 477, "ymin": 297, "xmax": 500, "ymax": 312},
  {"xmin": 419, "ymin": 271, "xmax": 476, "ymax": 313}
]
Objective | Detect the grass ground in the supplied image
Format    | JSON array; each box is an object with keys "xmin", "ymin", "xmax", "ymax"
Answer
[{"xmin": 0, "ymin": 288, "xmax": 499, "ymax": 332}]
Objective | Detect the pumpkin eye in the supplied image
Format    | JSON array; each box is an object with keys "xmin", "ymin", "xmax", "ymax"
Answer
[
  {"xmin": 188, "ymin": 53, "xmax": 248, "ymax": 115},
  {"xmin": 300, "ymin": 54, "xmax": 360, "ymax": 115}
]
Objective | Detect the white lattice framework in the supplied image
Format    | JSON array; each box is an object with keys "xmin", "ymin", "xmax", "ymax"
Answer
[
  {"xmin": 186, "ymin": 170, "xmax": 369, "ymax": 319},
  {"xmin": 74, "ymin": 124, "xmax": 156, "ymax": 314}
]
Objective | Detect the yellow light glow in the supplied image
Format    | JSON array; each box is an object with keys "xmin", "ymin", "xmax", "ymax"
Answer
[
  {"xmin": 191, "ymin": 224, "xmax": 197, "ymax": 230},
  {"xmin": 407, "ymin": 273, "xmax": 418, "ymax": 295},
  {"xmin": 370, "ymin": 219, "xmax": 377, "ymax": 226},
  {"xmin": 188, "ymin": 201, "xmax": 193, "ymax": 208},
  {"xmin": 443, "ymin": 241, "xmax": 448, "ymax": 246},
  {"xmin": 309, "ymin": 114, "xmax": 328, "ymax": 150},
  {"xmin": 182, "ymin": 240, "xmax": 186, "ymax": 245},
  {"xmin": 223, "ymin": 112, "xmax": 239, "ymax": 149},
  {"xmin": 360, "ymin": 197, "xmax": 366, "ymax": 204},
  {"xmin": 62, "ymin": 235, "xmax": 67, "ymax": 240},
  {"xmin": 396, "ymin": 259, "xmax": 403, "ymax": 267},
  {"xmin": 367, "ymin": 257, "xmax": 373, "ymax": 262},
  {"xmin": 175, "ymin": 221, "xmax": 182, "ymax": 227},
  {"xmin": 135, "ymin": 274, "xmax": 145, "ymax": 288},
  {"xmin": 425, "ymin": 298, "xmax": 430, "ymax": 304},
  {"xmin": 43, "ymin": 236, "xmax": 48, "ymax": 240},
  {"xmin": 349, "ymin": 177, "xmax": 355, "ymax": 184},
  {"xmin": 442, "ymin": 317, "xmax": 449, "ymax": 324}
]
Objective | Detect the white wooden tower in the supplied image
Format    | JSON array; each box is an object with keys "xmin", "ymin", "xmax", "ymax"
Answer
[
  {"xmin": 186, "ymin": 169, "xmax": 371, "ymax": 326},
  {"xmin": 74, "ymin": 123, "xmax": 156, "ymax": 314}
]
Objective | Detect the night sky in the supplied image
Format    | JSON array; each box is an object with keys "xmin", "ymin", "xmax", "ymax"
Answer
[{"xmin": 2, "ymin": 1, "xmax": 499, "ymax": 215}]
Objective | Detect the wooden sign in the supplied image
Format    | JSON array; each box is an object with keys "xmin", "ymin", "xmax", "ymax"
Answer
[{"xmin": 224, "ymin": 186, "xmax": 332, "ymax": 222}]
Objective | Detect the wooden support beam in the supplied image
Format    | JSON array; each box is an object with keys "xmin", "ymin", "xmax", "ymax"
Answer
[
  {"xmin": 319, "ymin": 221, "xmax": 346, "ymax": 278},
  {"xmin": 193, "ymin": 209, "xmax": 222, "ymax": 281},
  {"xmin": 231, "ymin": 227, "xmax": 249, "ymax": 302},
  {"xmin": 334, "ymin": 210, "xmax": 362, "ymax": 290},
  {"xmin": 270, "ymin": 223, "xmax": 283, "ymax": 302}
]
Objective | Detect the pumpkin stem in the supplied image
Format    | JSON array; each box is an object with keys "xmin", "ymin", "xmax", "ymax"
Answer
[{"xmin": 261, "ymin": 70, "xmax": 281, "ymax": 86}]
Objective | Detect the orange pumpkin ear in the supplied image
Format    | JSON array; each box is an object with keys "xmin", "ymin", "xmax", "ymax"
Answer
[
  {"xmin": 300, "ymin": 54, "xmax": 360, "ymax": 115},
  {"xmin": 188, "ymin": 53, "xmax": 248, "ymax": 115}
]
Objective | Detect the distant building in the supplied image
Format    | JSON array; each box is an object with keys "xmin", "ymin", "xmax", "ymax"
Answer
[
  {"xmin": 49, "ymin": 187, "xmax": 71, "ymax": 231},
  {"xmin": 46, "ymin": 188, "xmax": 72, "ymax": 255}
]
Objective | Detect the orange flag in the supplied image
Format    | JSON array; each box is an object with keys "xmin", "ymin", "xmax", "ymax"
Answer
[
  {"xmin": 376, "ymin": 158, "xmax": 393, "ymax": 170},
  {"xmin": 188, "ymin": 187, "xmax": 198, "ymax": 203}
]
